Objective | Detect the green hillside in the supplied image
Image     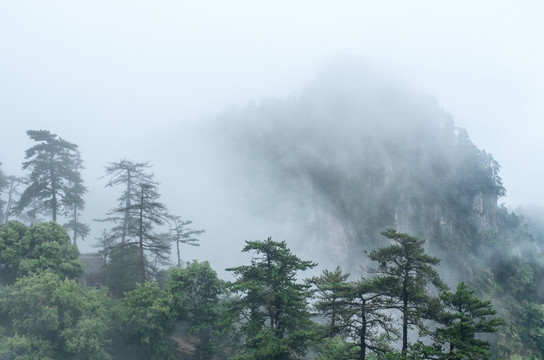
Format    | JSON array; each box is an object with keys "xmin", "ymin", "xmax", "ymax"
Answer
[{"xmin": 209, "ymin": 63, "xmax": 544, "ymax": 358}]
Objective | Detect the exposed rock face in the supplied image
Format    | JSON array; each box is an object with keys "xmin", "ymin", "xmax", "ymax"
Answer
[
  {"xmin": 202, "ymin": 61, "xmax": 516, "ymax": 275},
  {"xmin": 473, "ymin": 192, "xmax": 499, "ymax": 233}
]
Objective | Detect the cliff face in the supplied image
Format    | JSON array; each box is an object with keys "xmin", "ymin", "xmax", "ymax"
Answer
[
  {"xmin": 212, "ymin": 67, "xmax": 510, "ymax": 269},
  {"xmin": 198, "ymin": 62, "xmax": 543, "ymax": 357},
  {"xmin": 208, "ymin": 64, "xmax": 543, "ymax": 293}
]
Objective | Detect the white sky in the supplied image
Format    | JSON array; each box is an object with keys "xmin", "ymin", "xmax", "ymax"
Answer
[{"xmin": 1, "ymin": 1, "xmax": 543, "ymax": 261}]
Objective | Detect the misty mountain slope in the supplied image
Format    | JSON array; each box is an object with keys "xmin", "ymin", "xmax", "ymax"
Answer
[
  {"xmin": 201, "ymin": 62, "xmax": 536, "ymax": 280},
  {"xmin": 191, "ymin": 63, "xmax": 544, "ymax": 356}
]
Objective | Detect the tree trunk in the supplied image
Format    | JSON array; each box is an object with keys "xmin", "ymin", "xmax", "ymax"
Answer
[
  {"xmin": 402, "ymin": 273, "xmax": 409, "ymax": 353},
  {"xmin": 361, "ymin": 300, "xmax": 367, "ymax": 360},
  {"xmin": 51, "ymin": 165, "xmax": 57, "ymax": 222},
  {"xmin": 138, "ymin": 185, "xmax": 145, "ymax": 283},
  {"xmin": 177, "ymin": 240, "xmax": 181, "ymax": 267},
  {"xmin": 4, "ymin": 181, "xmax": 17, "ymax": 223},
  {"xmin": 73, "ymin": 204, "xmax": 78, "ymax": 245},
  {"xmin": 122, "ymin": 171, "xmax": 132, "ymax": 244}
]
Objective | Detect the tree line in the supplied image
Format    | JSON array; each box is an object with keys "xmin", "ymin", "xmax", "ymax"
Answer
[
  {"xmin": 0, "ymin": 221, "xmax": 503, "ymax": 359},
  {"xmin": 0, "ymin": 130, "xmax": 204, "ymax": 290},
  {"xmin": 0, "ymin": 130, "xmax": 504, "ymax": 359}
]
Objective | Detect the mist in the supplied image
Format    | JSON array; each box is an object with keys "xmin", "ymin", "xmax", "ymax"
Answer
[
  {"xmin": 3, "ymin": 3, "xmax": 544, "ymax": 358},
  {"xmin": 1, "ymin": 0, "xmax": 543, "ymax": 274}
]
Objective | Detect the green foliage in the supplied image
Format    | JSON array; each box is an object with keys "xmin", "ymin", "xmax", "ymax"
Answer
[
  {"xmin": 99, "ymin": 159, "xmax": 154, "ymax": 245},
  {"xmin": 0, "ymin": 220, "xmax": 27, "ymax": 282},
  {"xmin": 307, "ymin": 266, "xmax": 352, "ymax": 338},
  {"xmin": 404, "ymin": 341, "xmax": 443, "ymax": 360},
  {"xmin": 435, "ymin": 282, "xmax": 504, "ymax": 359},
  {"xmin": 229, "ymin": 328, "xmax": 291, "ymax": 360},
  {"xmin": 99, "ymin": 160, "xmax": 171, "ymax": 284},
  {"xmin": 0, "ymin": 333, "xmax": 55, "ymax": 360},
  {"xmin": 102, "ymin": 246, "xmax": 140, "ymax": 297},
  {"xmin": 166, "ymin": 260, "xmax": 229, "ymax": 359},
  {"xmin": 0, "ymin": 221, "xmax": 84, "ymax": 284},
  {"xmin": 308, "ymin": 267, "xmax": 398, "ymax": 359},
  {"xmin": 488, "ymin": 254, "xmax": 544, "ymax": 358},
  {"xmin": 368, "ymin": 229, "xmax": 446, "ymax": 353},
  {"xmin": 2, "ymin": 175, "xmax": 25, "ymax": 224},
  {"xmin": 116, "ymin": 282, "xmax": 175, "ymax": 360},
  {"xmin": 497, "ymin": 299, "xmax": 544, "ymax": 359},
  {"xmin": 15, "ymin": 130, "xmax": 86, "ymax": 222},
  {"xmin": 314, "ymin": 336, "xmax": 358, "ymax": 360},
  {"xmin": 63, "ymin": 219, "xmax": 90, "ymax": 246},
  {"xmin": 62, "ymin": 150, "xmax": 89, "ymax": 245},
  {"xmin": 0, "ymin": 271, "xmax": 113, "ymax": 360},
  {"xmin": 346, "ymin": 278, "xmax": 399, "ymax": 359},
  {"xmin": 227, "ymin": 237, "xmax": 317, "ymax": 359}
]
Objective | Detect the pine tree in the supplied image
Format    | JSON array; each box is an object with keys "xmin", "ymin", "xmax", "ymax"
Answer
[
  {"xmin": 99, "ymin": 160, "xmax": 170, "ymax": 283},
  {"xmin": 308, "ymin": 268, "xmax": 398, "ymax": 360},
  {"xmin": 62, "ymin": 151, "xmax": 89, "ymax": 245},
  {"xmin": 166, "ymin": 260, "xmax": 228, "ymax": 359},
  {"xmin": 346, "ymin": 278, "xmax": 398, "ymax": 360},
  {"xmin": 167, "ymin": 215, "xmax": 204, "ymax": 268},
  {"xmin": 307, "ymin": 266, "xmax": 352, "ymax": 339},
  {"xmin": 101, "ymin": 159, "xmax": 153, "ymax": 244},
  {"xmin": 14, "ymin": 130, "xmax": 86, "ymax": 223},
  {"xmin": 227, "ymin": 238, "xmax": 316, "ymax": 360},
  {"xmin": 435, "ymin": 282, "xmax": 504, "ymax": 359},
  {"xmin": 2, "ymin": 175, "xmax": 25, "ymax": 223},
  {"xmin": 367, "ymin": 229, "xmax": 447, "ymax": 354},
  {"xmin": 0, "ymin": 164, "xmax": 8, "ymax": 222}
]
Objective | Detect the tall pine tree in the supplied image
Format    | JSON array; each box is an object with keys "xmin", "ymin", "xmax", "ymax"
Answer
[
  {"xmin": 62, "ymin": 151, "xmax": 89, "ymax": 245},
  {"xmin": 367, "ymin": 229, "xmax": 446, "ymax": 354},
  {"xmin": 227, "ymin": 238, "xmax": 316, "ymax": 360},
  {"xmin": 15, "ymin": 130, "xmax": 86, "ymax": 223},
  {"xmin": 99, "ymin": 160, "xmax": 170, "ymax": 283},
  {"xmin": 167, "ymin": 215, "xmax": 204, "ymax": 268},
  {"xmin": 435, "ymin": 282, "xmax": 504, "ymax": 359}
]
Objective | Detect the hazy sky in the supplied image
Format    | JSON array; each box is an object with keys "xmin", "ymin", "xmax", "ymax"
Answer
[{"xmin": 1, "ymin": 1, "xmax": 543, "ymax": 262}]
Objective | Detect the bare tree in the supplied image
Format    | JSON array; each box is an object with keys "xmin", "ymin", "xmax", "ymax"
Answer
[
  {"xmin": 99, "ymin": 160, "xmax": 171, "ymax": 283},
  {"xmin": 167, "ymin": 215, "xmax": 204, "ymax": 268}
]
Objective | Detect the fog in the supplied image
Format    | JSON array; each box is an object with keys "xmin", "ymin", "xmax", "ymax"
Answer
[{"xmin": 1, "ymin": 1, "xmax": 543, "ymax": 273}]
